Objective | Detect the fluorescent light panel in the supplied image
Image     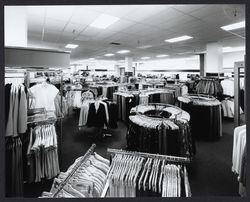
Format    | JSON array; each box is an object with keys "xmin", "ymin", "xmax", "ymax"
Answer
[
  {"xmin": 90, "ymin": 14, "xmax": 120, "ymax": 29},
  {"xmin": 65, "ymin": 44, "xmax": 78, "ymax": 49},
  {"xmin": 117, "ymin": 50, "xmax": 130, "ymax": 54},
  {"xmin": 222, "ymin": 46, "xmax": 245, "ymax": 53},
  {"xmin": 156, "ymin": 54, "xmax": 168, "ymax": 58},
  {"xmin": 165, "ymin": 35, "xmax": 193, "ymax": 43},
  {"xmin": 104, "ymin": 53, "xmax": 114, "ymax": 57},
  {"xmin": 141, "ymin": 57, "xmax": 150, "ymax": 60},
  {"xmin": 137, "ymin": 45, "xmax": 152, "ymax": 49},
  {"xmin": 221, "ymin": 21, "xmax": 245, "ymax": 31}
]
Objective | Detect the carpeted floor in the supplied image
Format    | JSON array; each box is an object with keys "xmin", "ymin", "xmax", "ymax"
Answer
[{"xmin": 23, "ymin": 111, "xmax": 243, "ymax": 197}]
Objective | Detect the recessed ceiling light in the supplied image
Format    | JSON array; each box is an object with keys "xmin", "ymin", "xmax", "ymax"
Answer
[
  {"xmin": 177, "ymin": 51, "xmax": 193, "ymax": 55},
  {"xmin": 156, "ymin": 54, "xmax": 169, "ymax": 58},
  {"xmin": 137, "ymin": 45, "xmax": 152, "ymax": 49},
  {"xmin": 88, "ymin": 58, "xmax": 95, "ymax": 60},
  {"xmin": 90, "ymin": 14, "xmax": 120, "ymax": 29},
  {"xmin": 221, "ymin": 21, "xmax": 245, "ymax": 31},
  {"xmin": 222, "ymin": 46, "xmax": 245, "ymax": 53},
  {"xmin": 165, "ymin": 35, "xmax": 193, "ymax": 43},
  {"xmin": 117, "ymin": 50, "xmax": 130, "ymax": 54},
  {"xmin": 65, "ymin": 44, "xmax": 79, "ymax": 49},
  {"xmin": 104, "ymin": 53, "xmax": 115, "ymax": 57},
  {"xmin": 141, "ymin": 57, "xmax": 150, "ymax": 60}
]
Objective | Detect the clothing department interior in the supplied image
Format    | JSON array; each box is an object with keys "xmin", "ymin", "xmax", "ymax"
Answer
[{"xmin": 3, "ymin": 3, "xmax": 246, "ymax": 198}]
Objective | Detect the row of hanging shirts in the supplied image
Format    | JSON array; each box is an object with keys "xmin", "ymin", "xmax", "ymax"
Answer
[
  {"xmin": 232, "ymin": 124, "xmax": 246, "ymax": 197},
  {"xmin": 27, "ymin": 123, "xmax": 60, "ymax": 183},
  {"xmin": 107, "ymin": 153, "xmax": 191, "ymax": 197}
]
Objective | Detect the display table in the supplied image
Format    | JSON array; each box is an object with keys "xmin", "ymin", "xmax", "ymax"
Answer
[{"xmin": 178, "ymin": 94, "xmax": 222, "ymax": 141}]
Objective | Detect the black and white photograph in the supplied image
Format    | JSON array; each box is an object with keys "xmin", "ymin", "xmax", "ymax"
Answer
[{"xmin": 2, "ymin": 3, "xmax": 247, "ymax": 198}]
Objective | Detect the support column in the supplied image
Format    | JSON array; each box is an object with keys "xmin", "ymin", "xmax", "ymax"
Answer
[
  {"xmin": 199, "ymin": 54, "xmax": 205, "ymax": 77},
  {"xmin": 125, "ymin": 57, "xmax": 133, "ymax": 75},
  {"xmin": 205, "ymin": 42, "xmax": 223, "ymax": 76},
  {"xmin": 114, "ymin": 64, "xmax": 120, "ymax": 77},
  {"xmin": 4, "ymin": 7, "xmax": 27, "ymax": 47}
]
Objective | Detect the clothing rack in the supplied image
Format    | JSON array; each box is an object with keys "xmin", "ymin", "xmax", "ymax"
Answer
[
  {"xmin": 107, "ymin": 148, "xmax": 190, "ymax": 164},
  {"xmin": 234, "ymin": 61, "xmax": 245, "ymax": 127},
  {"xmin": 183, "ymin": 94, "xmax": 216, "ymax": 101},
  {"xmin": 136, "ymin": 103, "xmax": 183, "ymax": 121},
  {"xmin": 27, "ymin": 116, "xmax": 64, "ymax": 125},
  {"xmin": 51, "ymin": 144, "xmax": 96, "ymax": 198}
]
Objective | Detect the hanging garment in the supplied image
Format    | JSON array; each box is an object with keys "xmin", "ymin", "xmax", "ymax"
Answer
[
  {"xmin": 232, "ymin": 125, "xmax": 246, "ymax": 175},
  {"xmin": 41, "ymin": 152, "xmax": 110, "ymax": 198},
  {"xmin": 107, "ymin": 153, "xmax": 191, "ymax": 197},
  {"xmin": 5, "ymin": 136, "xmax": 24, "ymax": 197},
  {"xmin": 221, "ymin": 99, "xmax": 243, "ymax": 118},
  {"xmin": 6, "ymin": 84, "xmax": 28, "ymax": 137},
  {"xmin": 87, "ymin": 102, "xmax": 107, "ymax": 127},
  {"xmin": 26, "ymin": 124, "xmax": 60, "ymax": 183},
  {"xmin": 178, "ymin": 95, "xmax": 222, "ymax": 141},
  {"xmin": 127, "ymin": 105, "xmax": 195, "ymax": 157},
  {"xmin": 29, "ymin": 83, "xmax": 59, "ymax": 111}
]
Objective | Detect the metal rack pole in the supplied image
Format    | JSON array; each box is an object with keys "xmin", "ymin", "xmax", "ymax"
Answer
[
  {"xmin": 107, "ymin": 148, "xmax": 190, "ymax": 164},
  {"xmin": 234, "ymin": 61, "xmax": 245, "ymax": 127},
  {"xmin": 52, "ymin": 144, "xmax": 96, "ymax": 198}
]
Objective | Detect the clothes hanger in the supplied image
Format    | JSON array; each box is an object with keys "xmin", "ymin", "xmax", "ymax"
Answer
[{"xmin": 138, "ymin": 158, "xmax": 149, "ymax": 190}]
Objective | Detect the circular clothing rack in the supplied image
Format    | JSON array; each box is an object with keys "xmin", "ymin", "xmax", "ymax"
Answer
[
  {"xmin": 178, "ymin": 94, "xmax": 222, "ymax": 141},
  {"xmin": 127, "ymin": 103, "xmax": 195, "ymax": 157}
]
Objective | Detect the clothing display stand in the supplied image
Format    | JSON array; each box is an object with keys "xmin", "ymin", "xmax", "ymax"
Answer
[
  {"xmin": 51, "ymin": 144, "xmax": 96, "ymax": 198},
  {"xmin": 234, "ymin": 61, "xmax": 245, "ymax": 127},
  {"xmin": 128, "ymin": 103, "xmax": 195, "ymax": 157}
]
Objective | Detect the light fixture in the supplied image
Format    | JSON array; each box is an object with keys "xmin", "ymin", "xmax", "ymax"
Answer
[
  {"xmin": 156, "ymin": 54, "xmax": 168, "ymax": 58},
  {"xmin": 177, "ymin": 51, "xmax": 193, "ymax": 55},
  {"xmin": 117, "ymin": 50, "xmax": 130, "ymax": 54},
  {"xmin": 88, "ymin": 58, "xmax": 95, "ymax": 60},
  {"xmin": 90, "ymin": 14, "xmax": 120, "ymax": 29},
  {"xmin": 221, "ymin": 21, "xmax": 245, "ymax": 31},
  {"xmin": 141, "ymin": 57, "xmax": 150, "ymax": 60},
  {"xmin": 65, "ymin": 44, "xmax": 79, "ymax": 49},
  {"xmin": 222, "ymin": 46, "xmax": 245, "ymax": 53},
  {"xmin": 165, "ymin": 35, "xmax": 193, "ymax": 43},
  {"xmin": 104, "ymin": 53, "xmax": 115, "ymax": 57},
  {"xmin": 137, "ymin": 45, "xmax": 152, "ymax": 49}
]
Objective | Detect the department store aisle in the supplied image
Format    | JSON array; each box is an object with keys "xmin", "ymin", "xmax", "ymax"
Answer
[{"xmin": 24, "ymin": 114, "xmax": 239, "ymax": 197}]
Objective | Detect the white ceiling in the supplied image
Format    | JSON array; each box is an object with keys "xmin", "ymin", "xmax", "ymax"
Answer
[{"xmin": 21, "ymin": 4, "xmax": 246, "ymax": 62}]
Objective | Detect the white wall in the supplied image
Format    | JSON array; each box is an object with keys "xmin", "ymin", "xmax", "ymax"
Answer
[
  {"xmin": 223, "ymin": 51, "xmax": 245, "ymax": 69},
  {"xmin": 136, "ymin": 56, "xmax": 200, "ymax": 71},
  {"xmin": 4, "ymin": 6, "xmax": 27, "ymax": 47}
]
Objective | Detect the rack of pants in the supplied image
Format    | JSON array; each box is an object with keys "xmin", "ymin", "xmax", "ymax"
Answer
[
  {"xmin": 178, "ymin": 94, "xmax": 222, "ymax": 141},
  {"xmin": 5, "ymin": 136, "xmax": 24, "ymax": 197},
  {"xmin": 104, "ymin": 148, "xmax": 191, "ymax": 197}
]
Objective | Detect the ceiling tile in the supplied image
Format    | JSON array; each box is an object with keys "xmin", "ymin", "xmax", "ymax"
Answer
[
  {"xmin": 70, "ymin": 8, "xmax": 100, "ymax": 25},
  {"xmin": 44, "ymin": 18, "xmax": 67, "ymax": 32},
  {"xmin": 172, "ymin": 5, "xmax": 206, "ymax": 13},
  {"xmin": 46, "ymin": 6, "xmax": 76, "ymax": 21}
]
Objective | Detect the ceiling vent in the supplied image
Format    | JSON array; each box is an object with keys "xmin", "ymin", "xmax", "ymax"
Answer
[
  {"xmin": 223, "ymin": 5, "xmax": 245, "ymax": 19},
  {"xmin": 110, "ymin": 42, "xmax": 121, "ymax": 45}
]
